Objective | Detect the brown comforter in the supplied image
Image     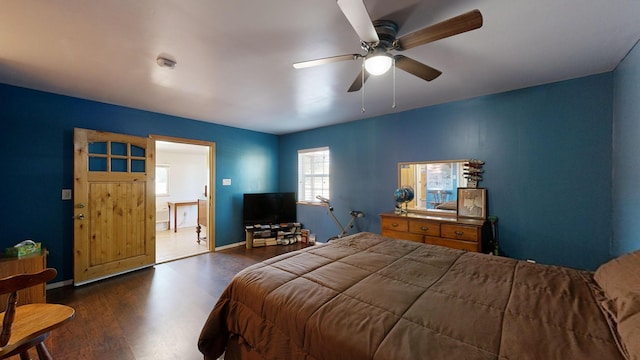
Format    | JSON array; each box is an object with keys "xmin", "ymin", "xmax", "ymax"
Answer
[{"xmin": 198, "ymin": 232, "xmax": 624, "ymax": 359}]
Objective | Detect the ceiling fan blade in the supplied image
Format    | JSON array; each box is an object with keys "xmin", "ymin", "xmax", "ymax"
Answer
[
  {"xmin": 394, "ymin": 55, "xmax": 442, "ymax": 82},
  {"xmin": 337, "ymin": 0, "xmax": 379, "ymax": 43},
  {"xmin": 347, "ymin": 68, "xmax": 370, "ymax": 92},
  {"xmin": 293, "ymin": 54, "xmax": 361, "ymax": 69},
  {"xmin": 397, "ymin": 9, "xmax": 483, "ymax": 50}
]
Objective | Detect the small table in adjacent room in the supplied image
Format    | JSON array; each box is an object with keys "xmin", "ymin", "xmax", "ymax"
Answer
[{"xmin": 167, "ymin": 201, "xmax": 197, "ymax": 232}]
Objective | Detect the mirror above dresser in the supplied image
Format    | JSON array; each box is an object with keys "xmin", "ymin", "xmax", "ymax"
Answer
[
  {"xmin": 398, "ymin": 160, "xmax": 470, "ymax": 216},
  {"xmin": 387, "ymin": 159, "xmax": 491, "ymax": 253}
]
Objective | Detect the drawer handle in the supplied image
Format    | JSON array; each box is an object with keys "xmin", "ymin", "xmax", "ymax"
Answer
[
  {"xmin": 420, "ymin": 226, "xmax": 429, "ymax": 231},
  {"xmin": 391, "ymin": 223, "xmax": 399, "ymax": 227},
  {"xmin": 454, "ymin": 231, "xmax": 464, "ymax": 236}
]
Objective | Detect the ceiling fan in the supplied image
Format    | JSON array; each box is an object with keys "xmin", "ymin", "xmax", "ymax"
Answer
[{"xmin": 293, "ymin": 0, "xmax": 483, "ymax": 93}]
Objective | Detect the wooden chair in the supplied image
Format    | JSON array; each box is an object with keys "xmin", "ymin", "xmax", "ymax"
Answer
[{"xmin": 0, "ymin": 268, "xmax": 75, "ymax": 359}]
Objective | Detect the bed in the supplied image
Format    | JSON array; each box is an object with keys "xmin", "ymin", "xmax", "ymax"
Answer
[{"xmin": 198, "ymin": 232, "xmax": 639, "ymax": 360}]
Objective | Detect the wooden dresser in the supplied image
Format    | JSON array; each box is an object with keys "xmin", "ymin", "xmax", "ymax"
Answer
[
  {"xmin": 0, "ymin": 249, "xmax": 47, "ymax": 311},
  {"xmin": 380, "ymin": 212, "xmax": 487, "ymax": 252}
]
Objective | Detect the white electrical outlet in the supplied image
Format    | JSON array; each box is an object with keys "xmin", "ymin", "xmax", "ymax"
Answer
[
  {"xmin": 222, "ymin": 179, "xmax": 232, "ymax": 186},
  {"xmin": 61, "ymin": 189, "xmax": 72, "ymax": 200}
]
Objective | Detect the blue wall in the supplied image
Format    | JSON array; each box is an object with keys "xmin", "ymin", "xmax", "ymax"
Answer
[
  {"xmin": 0, "ymin": 84, "xmax": 280, "ymax": 282},
  {"xmin": 3, "ymin": 56, "xmax": 638, "ymax": 280},
  {"xmin": 280, "ymin": 73, "xmax": 614, "ymax": 270},
  {"xmin": 612, "ymin": 40, "xmax": 640, "ymax": 256}
]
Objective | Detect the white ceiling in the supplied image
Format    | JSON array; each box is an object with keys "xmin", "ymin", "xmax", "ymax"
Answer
[
  {"xmin": 156, "ymin": 140, "xmax": 208, "ymax": 155},
  {"xmin": 1, "ymin": 1, "xmax": 639, "ymax": 135}
]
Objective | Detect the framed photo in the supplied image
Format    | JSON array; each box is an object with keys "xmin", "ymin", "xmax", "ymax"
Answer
[{"xmin": 457, "ymin": 188, "xmax": 487, "ymax": 219}]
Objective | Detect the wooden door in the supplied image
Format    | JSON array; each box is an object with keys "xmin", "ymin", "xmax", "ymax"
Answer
[{"xmin": 73, "ymin": 128, "xmax": 155, "ymax": 285}]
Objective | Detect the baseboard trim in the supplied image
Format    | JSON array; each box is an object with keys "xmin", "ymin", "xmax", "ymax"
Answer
[
  {"xmin": 215, "ymin": 241, "xmax": 246, "ymax": 251},
  {"xmin": 47, "ymin": 279, "xmax": 73, "ymax": 290}
]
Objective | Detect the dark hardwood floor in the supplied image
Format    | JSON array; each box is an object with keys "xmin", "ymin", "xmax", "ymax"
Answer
[{"xmin": 31, "ymin": 243, "xmax": 309, "ymax": 360}]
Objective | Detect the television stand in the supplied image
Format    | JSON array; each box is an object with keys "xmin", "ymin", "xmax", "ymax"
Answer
[{"xmin": 245, "ymin": 223, "xmax": 302, "ymax": 249}]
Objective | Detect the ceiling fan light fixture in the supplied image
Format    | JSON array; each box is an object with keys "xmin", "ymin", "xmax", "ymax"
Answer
[{"xmin": 364, "ymin": 52, "xmax": 392, "ymax": 76}]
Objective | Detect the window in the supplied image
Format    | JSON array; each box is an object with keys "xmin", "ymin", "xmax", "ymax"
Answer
[
  {"xmin": 155, "ymin": 165, "xmax": 170, "ymax": 196},
  {"xmin": 298, "ymin": 147, "xmax": 330, "ymax": 202}
]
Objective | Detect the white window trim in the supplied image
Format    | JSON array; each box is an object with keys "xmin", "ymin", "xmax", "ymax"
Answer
[{"xmin": 298, "ymin": 147, "xmax": 330, "ymax": 204}]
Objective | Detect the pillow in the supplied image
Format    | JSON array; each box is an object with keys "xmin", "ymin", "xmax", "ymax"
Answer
[{"xmin": 594, "ymin": 250, "xmax": 640, "ymax": 360}]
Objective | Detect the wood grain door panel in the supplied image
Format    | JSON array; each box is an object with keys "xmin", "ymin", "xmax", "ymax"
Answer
[{"xmin": 74, "ymin": 128, "xmax": 155, "ymax": 285}]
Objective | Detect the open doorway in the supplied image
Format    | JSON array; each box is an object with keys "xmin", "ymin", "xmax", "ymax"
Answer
[{"xmin": 153, "ymin": 137, "xmax": 215, "ymax": 263}]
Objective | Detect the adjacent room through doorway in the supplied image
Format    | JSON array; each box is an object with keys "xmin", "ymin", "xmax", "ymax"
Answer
[{"xmin": 155, "ymin": 140, "xmax": 212, "ymax": 263}]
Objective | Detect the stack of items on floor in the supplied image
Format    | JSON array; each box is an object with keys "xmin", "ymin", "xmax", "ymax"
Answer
[
  {"xmin": 251, "ymin": 223, "xmax": 302, "ymax": 247},
  {"xmin": 276, "ymin": 223, "xmax": 302, "ymax": 245},
  {"xmin": 250, "ymin": 228, "xmax": 271, "ymax": 248}
]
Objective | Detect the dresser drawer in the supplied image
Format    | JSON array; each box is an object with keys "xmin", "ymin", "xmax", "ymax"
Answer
[
  {"xmin": 425, "ymin": 236, "xmax": 480, "ymax": 252},
  {"xmin": 440, "ymin": 224, "xmax": 479, "ymax": 242},
  {"xmin": 381, "ymin": 217, "xmax": 409, "ymax": 232},
  {"xmin": 408, "ymin": 220, "xmax": 440, "ymax": 237},
  {"xmin": 382, "ymin": 229, "xmax": 424, "ymax": 243},
  {"xmin": 380, "ymin": 213, "xmax": 486, "ymax": 253}
]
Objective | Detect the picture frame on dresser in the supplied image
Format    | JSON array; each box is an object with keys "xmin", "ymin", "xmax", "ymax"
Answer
[{"xmin": 457, "ymin": 188, "xmax": 487, "ymax": 219}]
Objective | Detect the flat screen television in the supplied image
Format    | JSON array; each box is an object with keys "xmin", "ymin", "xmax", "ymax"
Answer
[{"xmin": 243, "ymin": 192, "xmax": 297, "ymax": 225}]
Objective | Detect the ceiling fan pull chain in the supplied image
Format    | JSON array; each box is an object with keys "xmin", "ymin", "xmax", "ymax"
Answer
[
  {"xmin": 392, "ymin": 57, "xmax": 397, "ymax": 109},
  {"xmin": 361, "ymin": 60, "xmax": 366, "ymax": 113}
]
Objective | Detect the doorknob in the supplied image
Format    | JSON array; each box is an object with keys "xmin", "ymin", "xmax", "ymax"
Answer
[{"xmin": 74, "ymin": 214, "xmax": 85, "ymax": 220}]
